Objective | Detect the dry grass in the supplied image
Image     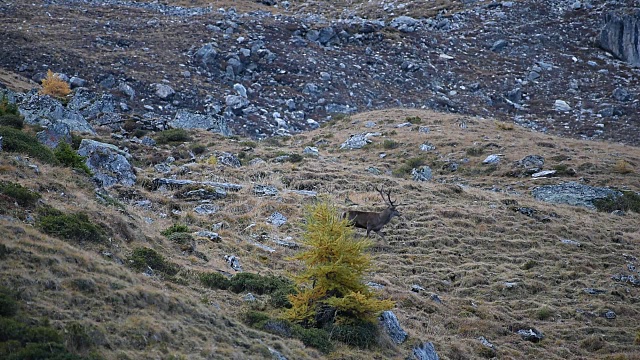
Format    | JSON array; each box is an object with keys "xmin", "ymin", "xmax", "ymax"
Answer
[{"xmin": 1, "ymin": 109, "xmax": 640, "ymax": 359}]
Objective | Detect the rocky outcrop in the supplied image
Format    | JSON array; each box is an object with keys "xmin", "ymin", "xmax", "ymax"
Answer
[
  {"xmin": 380, "ymin": 311, "xmax": 408, "ymax": 345},
  {"xmin": 532, "ymin": 182, "xmax": 620, "ymax": 208},
  {"xmin": 77, "ymin": 139, "xmax": 136, "ymax": 187},
  {"xmin": 599, "ymin": 10, "xmax": 640, "ymax": 67},
  {"xmin": 169, "ymin": 109, "xmax": 232, "ymax": 136},
  {"xmin": 36, "ymin": 122, "xmax": 72, "ymax": 149},
  {"xmin": 19, "ymin": 93, "xmax": 95, "ymax": 134}
]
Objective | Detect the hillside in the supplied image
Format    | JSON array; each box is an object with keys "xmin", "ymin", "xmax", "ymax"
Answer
[
  {"xmin": 1, "ymin": 105, "xmax": 640, "ymax": 359},
  {"xmin": 2, "ymin": 0, "xmax": 640, "ymax": 359}
]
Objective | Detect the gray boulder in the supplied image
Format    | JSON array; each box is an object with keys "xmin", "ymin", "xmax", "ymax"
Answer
[
  {"xmin": 77, "ymin": 139, "xmax": 136, "ymax": 187},
  {"xmin": 194, "ymin": 43, "xmax": 219, "ymax": 70},
  {"xmin": 412, "ymin": 166, "xmax": 433, "ymax": 182},
  {"xmin": 155, "ymin": 84, "xmax": 175, "ymax": 100},
  {"xmin": 267, "ymin": 212, "xmax": 287, "ymax": 227},
  {"xmin": 169, "ymin": 109, "xmax": 232, "ymax": 136},
  {"xmin": 380, "ymin": 311, "xmax": 408, "ymax": 345},
  {"xmin": 217, "ymin": 152, "xmax": 241, "ymax": 167},
  {"xmin": 518, "ymin": 155, "xmax": 545, "ymax": 169},
  {"xmin": 412, "ymin": 342, "xmax": 440, "ymax": 360},
  {"xmin": 532, "ymin": 182, "xmax": 621, "ymax": 208},
  {"xmin": 36, "ymin": 122, "xmax": 72, "ymax": 149},
  {"xmin": 340, "ymin": 132, "xmax": 380, "ymax": 150},
  {"xmin": 390, "ymin": 16, "xmax": 420, "ymax": 32},
  {"xmin": 598, "ymin": 10, "xmax": 640, "ymax": 67},
  {"xmin": 517, "ymin": 328, "xmax": 544, "ymax": 342},
  {"xmin": 19, "ymin": 94, "xmax": 95, "ymax": 134}
]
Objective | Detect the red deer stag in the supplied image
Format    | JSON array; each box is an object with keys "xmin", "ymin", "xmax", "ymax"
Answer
[{"xmin": 343, "ymin": 186, "xmax": 401, "ymax": 238}]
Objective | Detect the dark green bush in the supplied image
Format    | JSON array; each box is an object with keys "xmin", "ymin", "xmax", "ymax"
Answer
[
  {"xmin": 0, "ymin": 181, "xmax": 41, "ymax": 207},
  {"xmin": 0, "ymin": 96, "xmax": 19, "ymax": 116},
  {"xmin": 190, "ymin": 144, "xmax": 207, "ymax": 155},
  {"xmin": 200, "ymin": 272, "xmax": 231, "ymax": 290},
  {"xmin": 128, "ymin": 247, "xmax": 178, "ymax": 277},
  {"xmin": 292, "ymin": 325, "xmax": 333, "ymax": 353},
  {"xmin": 328, "ymin": 320, "xmax": 379, "ymax": 349},
  {"xmin": 269, "ymin": 286, "xmax": 296, "ymax": 309},
  {"xmin": 54, "ymin": 142, "xmax": 92, "ymax": 175},
  {"xmin": 242, "ymin": 310, "xmax": 270, "ymax": 327},
  {"xmin": 0, "ymin": 244, "xmax": 8, "ymax": 260},
  {"xmin": 229, "ymin": 273, "xmax": 294, "ymax": 295},
  {"xmin": 288, "ymin": 153, "xmax": 304, "ymax": 163},
  {"xmin": 0, "ymin": 126, "xmax": 58, "ymax": 164},
  {"xmin": 0, "ymin": 114, "xmax": 24, "ymax": 129},
  {"xmin": 155, "ymin": 129, "xmax": 191, "ymax": 144},
  {"xmin": 167, "ymin": 232, "xmax": 194, "ymax": 245},
  {"xmin": 466, "ymin": 147, "xmax": 484, "ymax": 156},
  {"xmin": 0, "ymin": 289, "xmax": 18, "ymax": 317},
  {"xmin": 405, "ymin": 116, "xmax": 422, "ymax": 124},
  {"xmin": 382, "ymin": 139, "xmax": 400, "ymax": 149},
  {"xmin": 161, "ymin": 224, "xmax": 190, "ymax": 237},
  {"xmin": 593, "ymin": 191, "xmax": 640, "ymax": 213},
  {"xmin": 36, "ymin": 208, "xmax": 106, "ymax": 243},
  {"xmin": 71, "ymin": 134, "xmax": 83, "ymax": 150}
]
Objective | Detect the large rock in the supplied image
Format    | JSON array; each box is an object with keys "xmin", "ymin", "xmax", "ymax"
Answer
[
  {"xmin": 169, "ymin": 109, "xmax": 232, "ymax": 136},
  {"xmin": 19, "ymin": 94, "xmax": 95, "ymax": 134},
  {"xmin": 380, "ymin": 311, "xmax": 408, "ymax": 345},
  {"xmin": 77, "ymin": 139, "xmax": 136, "ymax": 187},
  {"xmin": 532, "ymin": 182, "xmax": 621, "ymax": 208},
  {"xmin": 598, "ymin": 10, "xmax": 640, "ymax": 67},
  {"xmin": 36, "ymin": 122, "xmax": 72, "ymax": 149},
  {"xmin": 412, "ymin": 342, "xmax": 440, "ymax": 360}
]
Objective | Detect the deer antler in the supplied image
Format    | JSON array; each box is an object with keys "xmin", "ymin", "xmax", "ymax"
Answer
[{"xmin": 376, "ymin": 185, "xmax": 396, "ymax": 207}]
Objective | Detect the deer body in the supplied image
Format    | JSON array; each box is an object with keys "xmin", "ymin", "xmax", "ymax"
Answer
[{"xmin": 343, "ymin": 186, "xmax": 401, "ymax": 238}]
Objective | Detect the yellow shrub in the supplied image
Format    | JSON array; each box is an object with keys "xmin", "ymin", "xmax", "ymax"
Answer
[{"xmin": 40, "ymin": 69, "xmax": 71, "ymax": 98}]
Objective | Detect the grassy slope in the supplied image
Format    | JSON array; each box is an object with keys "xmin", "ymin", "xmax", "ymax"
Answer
[{"xmin": 1, "ymin": 109, "xmax": 639, "ymax": 359}]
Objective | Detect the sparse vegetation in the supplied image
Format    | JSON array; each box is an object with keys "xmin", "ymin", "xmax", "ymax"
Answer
[
  {"xmin": 0, "ymin": 95, "xmax": 19, "ymax": 116},
  {"xmin": 405, "ymin": 116, "xmax": 422, "ymax": 124},
  {"xmin": 466, "ymin": 147, "xmax": 484, "ymax": 156},
  {"xmin": 393, "ymin": 156, "xmax": 426, "ymax": 177},
  {"xmin": 40, "ymin": 69, "xmax": 71, "ymax": 98},
  {"xmin": 155, "ymin": 128, "xmax": 191, "ymax": 144},
  {"xmin": 190, "ymin": 143, "xmax": 207, "ymax": 155},
  {"xmin": 383, "ymin": 139, "xmax": 400, "ymax": 149},
  {"xmin": 495, "ymin": 121, "xmax": 514, "ymax": 130}
]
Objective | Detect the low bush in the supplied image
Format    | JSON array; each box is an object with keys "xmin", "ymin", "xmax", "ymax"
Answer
[
  {"xmin": 54, "ymin": 142, "xmax": 92, "ymax": 175},
  {"xmin": 200, "ymin": 272, "xmax": 231, "ymax": 290},
  {"xmin": 229, "ymin": 273, "xmax": 295, "ymax": 295},
  {"xmin": 328, "ymin": 320, "xmax": 379, "ymax": 349},
  {"xmin": 0, "ymin": 288, "xmax": 18, "ymax": 317},
  {"xmin": 36, "ymin": 207, "xmax": 106, "ymax": 243},
  {"xmin": 242, "ymin": 310, "xmax": 270, "ymax": 327},
  {"xmin": 393, "ymin": 156, "xmax": 426, "ymax": 177},
  {"xmin": 292, "ymin": 325, "xmax": 333, "ymax": 353},
  {"xmin": 0, "ymin": 126, "xmax": 58, "ymax": 164},
  {"xmin": 167, "ymin": 232, "xmax": 194, "ymax": 245},
  {"xmin": 382, "ymin": 139, "xmax": 400, "ymax": 149},
  {"xmin": 190, "ymin": 144, "xmax": 207, "ymax": 155},
  {"xmin": 128, "ymin": 247, "xmax": 178, "ymax": 277},
  {"xmin": 0, "ymin": 114, "xmax": 24, "ymax": 129},
  {"xmin": 405, "ymin": 116, "xmax": 422, "ymax": 124},
  {"xmin": 0, "ymin": 95, "xmax": 19, "ymax": 116},
  {"xmin": 155, "ymin": 129, "xmax": 191, "ymax": 144},
  {"xmin": 0, "ymin": 181, "xmax": 41, "ymax": 207},
  {"xmin": 161, "ymin": 224, "xmax": 190, "ymax": 237},
  {"xmin": 593, "ymin": 191, "xmax": 640, "ymax": 213}
]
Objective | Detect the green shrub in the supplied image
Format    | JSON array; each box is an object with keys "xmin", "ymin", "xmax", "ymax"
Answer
[
  {"xmin": 0, "ymin": 181, "xmax": 41, "ymax": 207},
  {"xmin": 200, "ymin": 272, "xmax": 231, "ymax": 290},
  {"xmin": 466, "ymin": 147, "xmax": 484, "ymax": 156},
  {"xmin": 405, "ymin": 116, "xmax": 422, "ymax": 124},
  {"xmin": 155, "ymin": 129, "xmax": 191, "ymax": 144},
  {"xmin": 329, "ymin": 320, "xmax": 378, "ymax": 348},
  {"xmin": 190, "ymin": 144, "xmax": 207, "ymax": 155},
  {"xmin": 593, "ymin": 191, "xmax": 640, "ymax": 213},
  {"xmin": 0, "ymin": 114, "xmax": 24, "ymax": 129},
  {"xmin": 54, "ymin": 141, "xmax": 91, "ymax": 175},
  {"xmin": 36, "ymin": 207, "xmax": 106, "ymax": 243},
  {"xmin": 242, "ymin": 310, "xmax": 270, "ymax": 327},
  {"xmin": 0, "ymin": 288, "xmax": 18, "ymax": 317},
  {"xmin": 229, "ymin": 273, "xmax": 294, "ymax": 295},
  {"xmin": 0, "ymin": 95, "xmax": 19, "ymax": 116},
  {"xmin": 161, "ymin": 224, "xmax": 190, "ymax": 237},
  {"xmin": 536, "ymin": 306, "xmax": 553, "ymax": 321},
  {"xmin": 71, "ymin": 134, "xmax": 84, "ymax": 150},
  {"xmin": 167, "ymin": 232, "xmax": 194, "ymax": 245},
  {"xmin": 292, "ymin": 325, "xmax": 333, "ymax": 353},
  {"xmin": 382, "ymin": 139, "xmax": 400, "ymax": 149},
  {"xmin": 393, "ymin": 156, "xmax": 426, "ymax": 177},
  {"xmin": 0, "ymin": 126, "xmax": 58, "ymax": 164},
  {"xmin": 64, "ymin": 322, "xmax": 95, "ymax": 352},
  {"xmin": 128, "ymin": 247, "xmax": 178, "ymax": 277},
  {"xmin": 288, "ymin": 153, "xmax": 304, "ymax": 163},
  {"xmin": 269, "ymin": 286, "xmax": 296, "ymax": 309}
]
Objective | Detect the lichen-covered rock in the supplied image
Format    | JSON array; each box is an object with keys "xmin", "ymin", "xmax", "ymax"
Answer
[
  {"xmin": 36, "ymin": 122, "xmax": 72, "ymax": 149},
  {"xmin": 169, "ymin": 109, "xmax": 232, "ymax": 136},
  {"xmin": 412, "ymin": 341, "xmax": 440, "ymax": 360},
  {"xmin": 77, "ymin": 139, "xmax": 136, "ymax": 187},
  {"xmin": 19, "ymin": 94, "xmax": 95, "ymax": 134},
  {"xmin": 380, "ymin": 311, "xmax": 408, "ymax": 345},
  {"xmin": 532, "ymin": 182, "xmax": 621, "ymax": 208}
]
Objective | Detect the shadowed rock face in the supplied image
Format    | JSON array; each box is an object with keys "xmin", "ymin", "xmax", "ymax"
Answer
[{"xmin": 599, "ymin": 10, "xmax": 640, "ymax": 67}]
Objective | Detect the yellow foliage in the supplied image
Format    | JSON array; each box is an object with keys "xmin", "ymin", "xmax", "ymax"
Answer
[
  {"xmin": 40, "ymin": 69, "xmax": 71, "ymax": 98},
  {"xmin": 613, "ymin": 159, "xmax": 634, "ymax": 174},
  {"xmin": 205, "ymin": 155, "xmax": 218, "ymax": 166},
  {"xmin": 284, "ymin": 200, "xmax": 394, "ymax": 325}
]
